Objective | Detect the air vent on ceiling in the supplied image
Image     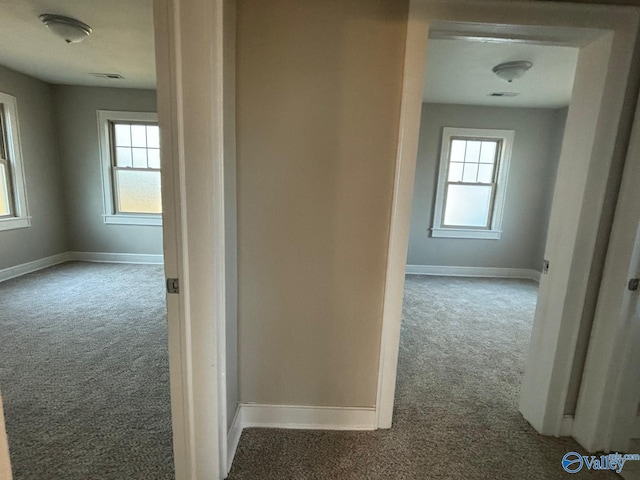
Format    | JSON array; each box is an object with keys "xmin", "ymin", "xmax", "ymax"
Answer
[
  {"xmin": 90, "ymin": 73, "xmax": 125, "ymax": 80},
  {"xmin": 488, "ymin": 92, "xmax": 519, "ymax": 97}
]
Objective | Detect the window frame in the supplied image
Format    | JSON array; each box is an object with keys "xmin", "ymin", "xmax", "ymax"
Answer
[
  {"xmin": 431, "ymin": 127, "xmax": 514, "ymax": 240},
  {"xmin": 0, "ymin": 92, "xmax": 30, "ymax": 232},
  {"xmin": 97, "ymin": 110, "xmax": 162, "ymax": 226}
]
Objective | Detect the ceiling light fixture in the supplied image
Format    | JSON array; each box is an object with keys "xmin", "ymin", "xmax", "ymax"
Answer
[
  {"xmin": 39, "ymin": 14, "xmax": 92, "ymax": 44},
  {"xmin": 492, "ymin": 61, "xmax": 533, "ymax": 83},
  {"xmin": 488, "ymin": 92, "xmax": 520, "ymax": 97},
  {"xmin": 90, "ymin": 73, "xmax": 125, "ymax": 80}
]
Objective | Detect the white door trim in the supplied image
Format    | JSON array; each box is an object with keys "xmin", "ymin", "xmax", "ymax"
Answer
[
  {"xmin": 573, "ymin": 83, "xmax": 640, "ymax": 453},
  {"xmin": 154, "ymin": 0, "xmax": 229, "ymax": 478},
  {"xmin": 376, "ymin": 0, "xmax": 640, "ymax": 437},
  {"xmin": 375, "ymin": 1, "xmax": 429, "ymax": 429}
]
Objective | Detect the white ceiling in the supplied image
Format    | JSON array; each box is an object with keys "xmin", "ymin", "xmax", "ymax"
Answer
[
  {"xmin": 423, "ymin": 38, "xmax": 579, "ymax": 108},
  {"xmin": 0, "ymin": 0, "xmax": 156, "ymax": 89},
  {"xmin": 0, "ymin": 3, "xmax": 580, "ymax": 100}
]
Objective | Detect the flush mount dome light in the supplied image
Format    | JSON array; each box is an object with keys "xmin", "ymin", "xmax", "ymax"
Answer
[
  {"xmin": 492, "ymin": 61, "xmax": 533, "ymax": 83},
  {"xmin": 39, "ymin": 14, "xmax": 92, "ymax": 44}
]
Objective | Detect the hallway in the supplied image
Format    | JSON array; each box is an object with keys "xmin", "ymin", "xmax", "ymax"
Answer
[{"xmin": 227, "ymin": 276, "xmax": 616, "ymax": 479}]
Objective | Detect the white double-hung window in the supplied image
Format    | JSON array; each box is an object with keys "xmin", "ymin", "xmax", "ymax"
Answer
[
  {"xmin": 98, "ymin": 111, "xmax": 161, "ymax": 226},
  {"xmin": 431, "ymin": 127, "xmax": 514, "ymax": 240},
  {"xmin": 0, "ymin": 92, "xmax": 30, "ymax": 231}
]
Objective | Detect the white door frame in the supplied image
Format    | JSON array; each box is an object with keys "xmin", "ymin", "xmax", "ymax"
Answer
[
  {"xmin": 377, "ymin": 0, "xmax": 640, "ymax": 438},
  {"xmin": 573, "ymin": 85, "xmax": 640, "ymax": 453},
  {"xmin": 154, "ymin": 0, "xmax": 231, "ymax": 478}
]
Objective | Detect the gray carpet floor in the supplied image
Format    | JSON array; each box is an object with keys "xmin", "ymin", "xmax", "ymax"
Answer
[
  {"xmin": 0, "ymin": 268, "xmax": 619, "ymax": 479},
  {"xmin": 227, "ymin": 276, "xmax": 618, "ymax": 479},
  {"xmin": 0, "ymin": 262, "xmax": 174, "ymax": 480}
]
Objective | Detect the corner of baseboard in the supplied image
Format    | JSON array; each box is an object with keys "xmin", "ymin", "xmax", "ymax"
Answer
[
  {"xmin": 226, "ymin": 403, "xmax": 376, "ymax": 472},
  {"xmin": 227, "ymin": 405, "xmax": 243, "ymax": 474},
  {"xmin": 0, "ymin": 252, "xmax": 70, "ymax": 283},
  {"xmin": 0, "ymin": 251, "xmax": 165, "ymax": 283}
]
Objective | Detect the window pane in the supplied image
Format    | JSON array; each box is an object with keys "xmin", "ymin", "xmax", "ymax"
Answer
[
  {"xmin": 131, "ymin": 125, "xmax": 147, "ymax": 148},
  {"xmin": 462, "ymin": 163, "xmax": 478, "ymax": 183},
  {"xmin": 479, "ymin": 141, "xmax": 497, "ymax": 164},
  {"xmin": 146, "ymin": 125, "xmax": 160, "ymax": 148},
  {"xmin": 0, "ymin": 163, "xmax": 10, "ymax": 216},
  {"xmin": 477, "ymin": 164, "xmax": 495, "ymax": 183},
  {"xmin": 450, "ymin": 140, "xmax": 466, "ymax": 163},
  {"xmin": 114, "ymin": 124, "xmax": 131, "ymax": 147},
  {"xmin": 464, "ymin": 141, "xmax": 481, "ymax": 163},
  {"xmin": 132, "ymin": 148, "xmax": 148, "ymax": 168},
  {"xmin": 448, "ymin": 162, "xmax": 463, "ymax": 182},
  {"xmin": 115, "ymin": 147, "xmax": 132, "ymax": 167},
  {"xmin": 148, "ymin": 148, "xmax": 160, "ymax": 169},
  {"xmin": 444, "ymin": 184, "xmax": 492, "ymax": 227},
  {"xmin": 116, "ymin": 170, "xmax": 162, "ymax": 213}
]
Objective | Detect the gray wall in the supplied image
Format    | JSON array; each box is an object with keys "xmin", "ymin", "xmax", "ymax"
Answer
[
  {"xmin": 53, "ymin": 86, "xmax": 162, "ymax": 255},
  {"xmin": 0, "ymin": 65, "xmax": 68, "ymax": 270},
  {"xmin": 407, "ymin": 103, "xmax": 567, "ymax": 271}
]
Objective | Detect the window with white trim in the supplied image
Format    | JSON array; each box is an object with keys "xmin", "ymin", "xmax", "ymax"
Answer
[
  {"xmin": 0, "ymin": 92, "xmax": 30, "ymax": 232},
  {"xmin": 431, "ymin": 127, "xmax": 514, "ymax": 240},
  {"xmin": 98, "ymin": 111, "xmax": 161, "ymax": 226}
]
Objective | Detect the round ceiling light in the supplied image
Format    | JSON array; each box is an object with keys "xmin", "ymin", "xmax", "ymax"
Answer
[
  {"xmin": 492, "ymin": 61, "xmax": 533, "ymax": 83},
  {"xmin": 39, "ymin": 14, "xmax": 92, "ymax": 44}
]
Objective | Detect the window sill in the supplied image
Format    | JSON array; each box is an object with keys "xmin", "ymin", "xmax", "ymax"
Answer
[
  {"xmin": 431, "ymin": 227, "xmax": 501, "ymax": 240},
  {"xmin": 103, "ymin": 214, "xmax": 162, "ymax": 226},
  {"xmin": 0, "ymin": 216, "xmax": 31, "ymax": 232}
]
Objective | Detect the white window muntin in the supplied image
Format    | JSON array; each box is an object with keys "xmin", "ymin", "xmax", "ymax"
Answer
[
  {"xmin": 97, "ymin": 110, "xmax": 161, "ymax": 226},
  {"xmin": 431, "ymin": 127, "xmax": 514, "ymax": 240},
  {"xmin": 0, "ymin": 92, "xmax": 30, "ymax": 232}
]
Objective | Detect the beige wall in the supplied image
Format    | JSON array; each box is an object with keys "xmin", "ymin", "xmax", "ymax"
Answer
[{"xmin": 237, "ymin": 0, "xmax": 408, "ymax": 407}]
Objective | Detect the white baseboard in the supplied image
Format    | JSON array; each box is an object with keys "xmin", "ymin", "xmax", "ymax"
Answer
[
  {"xmin": 0, "ymin": 252, "xmax": 71, "ymax": 283},
  {"xmin": 560, "ymin": 415, "xmax": 574, "ymax": 437},
  {"xmin": 227, "ymin": 406, "xmax": 243, "ymax": 474},
  {"xmin": 0, "ymin": 251, "xmax": 164, "ymax": 283},
  {"xmin": 406, "ymin": 264, "xmax": 541, "ymax": 282},
  {"xmin": 225, "ymin": 403, "xmax": 376, "ymax": 472},
  {"xmin": 240, "ymin": 403, "xmax": 376, "ymax": 431},
  {"xmin": 69, "ymin": 251, "xmax": 164, "ymax": 265}
]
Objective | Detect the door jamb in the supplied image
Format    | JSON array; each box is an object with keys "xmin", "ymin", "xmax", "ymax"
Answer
[
  {"xmin": 377, "ymin": 0, "xmax": 640, "ymax": 438},
  {"xmin": 573, "ymin": 83, "xmax": 640, "ymax": 453},
  {"xmin": 154, "ymin": 0, "xmax": 229, "ymax": 478}
]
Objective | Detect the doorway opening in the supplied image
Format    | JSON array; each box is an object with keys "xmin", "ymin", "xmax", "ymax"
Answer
[
  {"xmin": 0, "ymin": 1, "xmax": 175, "ymax": 478},
  {"xmin": 395, "ymin": 30, "xmax": 578, "ymax": 460},
  {"xmin": 378, "ymin": 0, "xmax": 640, "ymax": 454}
]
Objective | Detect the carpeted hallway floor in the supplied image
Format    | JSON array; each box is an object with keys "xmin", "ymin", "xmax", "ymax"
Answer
[
  {"xmin": 0, "ymin": 262, "xmax": 174, "ymax": 480},
  {"xmin": 227, "ymin": 275, "xmax": 617, "ymax": 479},
  {"xmin": 0, "ymin": 267, "xmax": 618, "ymax": 479}
]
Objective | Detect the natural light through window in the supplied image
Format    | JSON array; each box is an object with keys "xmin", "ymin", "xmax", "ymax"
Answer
[
  {"xmin": 0, "ymin": 92, "xmax": 30, "ymax": 231},
  {"xmin": 98, "ymin": 111, "xmax": 161, "ymax": 226},
  {"xmin": 432, "ymin": 128, "xmax": 513, "ymax": 240},
  {"xmin": 112, "ymin": 122, "xmax": 161, "ymax": 214}
]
